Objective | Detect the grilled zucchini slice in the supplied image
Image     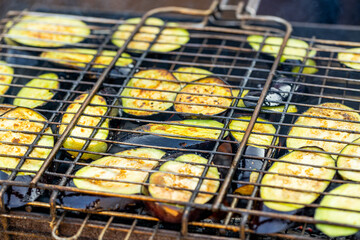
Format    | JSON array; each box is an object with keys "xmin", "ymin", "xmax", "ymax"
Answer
[
  {"xmin": 261, "ymin": 147, "xmax": 336, "ymax": 212},
  {"xmin": 146, "ymin": 154, "xmax": 220, "ymax": 223},
  {"xmin": 111, "ymin": 17, "xmax": 189, "ymax": 52},
  {"xmin": 60, "ymin": 94, "xmax": 110, "ymax": 160},
  {"xmin": 0, "ymin": 61, "xmax": 14, "ymax": 96},
  {"xmin": 287, "ymin": 103, "xmax": 360, "ymax": 155},
  {"xmin": 6, "ymin": 16, "xmax": 90, "ymax": 47},
  {"xmin": 337, "ymin": 137, "xmax": 360, "ymax": 182},
  {"xmin": 337, "ymin": 47, "xmax": 360, "ymax": 70},
  {"xmin": 174, "ymin": 77, "xmax": 232, "ymax": 116},
  {"xmin": 315, "ymin": 183, "xmax": 360, "ymax": 237},
  {"xmin": 173, "ymin": 67, "xmax": 213, "ymax": 84},
  {"xmin": 13, "ymin": 73, "xmax": 59, "ymax": 109},
  {"xmin": 120, "ymin": 69, "xmax": 181, "ymax": 117}
]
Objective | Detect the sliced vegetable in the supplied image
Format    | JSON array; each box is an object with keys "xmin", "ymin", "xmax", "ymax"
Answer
[
  {"xmin": 315, "ymin": 183, "xmax": 360, "ymax": 237},
  {"xmin": 174, "ymin": 77, "xmax": 232, "ymax": 116},
  {"xmin": 291, "ymin": 59, "xmax": 318, "ymax": 74},
  {"xmin": 60, "ymin": 94, "xmax": 111, "ymax": 160},
  {"xmin": 146, "ymin": 154, "xmax": 220, "ymax": 223},
  {"xmin": 112, "ymin": 17, "xmax": 189, "ymax": 52},
  {"xmin": 247, "ymin": 35, "xmax": 316, "ymax": 62},
  {"xmin": 260, "ymin": 147, "xmax": 336, "ymax": 212},
  {"xmin": 120, "ymin": 69, "xmax": 181, "ymax": 117},
  {"xmin": 337, "ymin": 138, "xmax": 360, "ymax": 182},
  {"xmin": 287, "ymin": 102, "xmax": 360, "ymax": 155},
  {"xmin": 0, "ymin": 104, "xmax": 14, "ymax": 115},
  {"xmin": 0, "ymin": 61, "xmax": 14, "ymax": 96},
  {"xmin": 6, "ymin": 16, "xmax": 90, "ymax": 47},
  {"xmin": 173, "ymin": 67, "xmax": 212, "ymax": 84},
  {"xmin": 337, "ymin": 47, "xmax": 360, "ymax": 70},
  {"xmin": 13, "ymin": 73, "xmax": 59, "ymax": 109}
]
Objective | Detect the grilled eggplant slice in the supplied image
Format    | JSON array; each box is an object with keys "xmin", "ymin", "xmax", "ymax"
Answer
[
  {"xmin": 291, "ymin": 59, "xmax": 318, "ymax": 74},
  {"xmin": 173, "ymin": 67, "xmax": 213, "ymax": 84},
  {"xmin": 60, "ymin": 94, "xmax": 111, "ymax": 160},
  {"xmin": 0, "ymin": 107, "xmax": 54, "ymax": 208},
  {"xmin": 0, "ymin": 61, "xmax": 14, "ymax": 97},
  {"xmin": 60, "ymin": 148, "xmax": 165, "ymax": 210},
  {"xmin": 6, "ymin": 16, "xmax": 90, "ymax": 47},
  {"xmin": 40, "ymin": 48, "xmax": 133, "ymax": 76},
  {"xmin": 120, "ymin": 69, "xmax": 181, "ymax": 117},
  {"xmin": 113, "ymin": 119, "xmax": 227, "ymax": 152},
  {"xmin": 111, "ymin": 17, "xmax": 189, "ymax": 52},
  {"xmin": 174, "ymin": 77, "xmax": 232, "ymax": 117},
  {"xmin": 145, "ymin": 154, "xmax": 220, "ymax": 223},
  {"xmin": 314, "ymin": 183, "xmax": 360, "ymax": 237},
  {"xmin": 337, "ymin": 47, "xmax": 360, "ymax": 70},
  {"xmin": 13, "ymin": 73, "xmax": 59, "ymax": 109},
  {"xmin": 261, "ymin": 147, "xmax": 336, "ymax": 212},
  {"xmin": 337, "ymin": 138, "xmax": 360, "ymax": 182},
  {"xmin": 247, "ymin": 35, "xmax": 316, "ymax": 62},
  {"xmin": 229, "ymin": 116, "xmax": 277, "ymax": 148},
  {"xmin": 287, "ymin": 103, "xmax": 360, "ymax": 155}
]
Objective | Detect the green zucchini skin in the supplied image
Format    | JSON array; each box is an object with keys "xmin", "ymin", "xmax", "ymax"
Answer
[
  {"xmin": 0, "ymin": 107, "xmax": 54, "ymax": 208},
  {"xmin": 260, "ymin": 147, "xmax": 336, "ymax": 212},
  {"xmin": 287, "ymin": 102, "xmax": 360, "ymax": 156},
  {"xmin": 174, "ymin": 77, "xmax": 233, "ymax": 117},
  {"xmin": 145, "ymin": 154, "xmax": 220, "ymax": 223},
  {"xmin": 120, "ymin": 69, "xmax": 181, "ymax": 119},
  {"xmin": 111, "ymin": 17, "xmax": 189, "ymax": 53},
  {"xmin": 314, "ymin": 183, "xmax": 360, "ymax": 237},
  {"xmin": 60, "ymin": 148, "xmax": 165, "ymax": 210},
  {"xmin": 337, "ymin": 137, "xmax": 360, "ymax": 182},
  {"xmin": 6, "ymin": 16, "xmax": 90, "ymax": 47},
  {"xmin": 13, "ymin": 73, "xmax": 59, "ymax": 109},
  {"xmin": 60, "ymin": 94, "xmax": 112, "ymax": 160},
  {"xmin": 111, "ymin": 119, "xmax": 227, "ymax": 153},
  {"xmin": 0, "ymin": 61, "xmax": 14, "ymax": 97}
]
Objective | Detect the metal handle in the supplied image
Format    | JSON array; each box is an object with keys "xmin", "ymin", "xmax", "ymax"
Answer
[
  {"xmin": 245, "ymin": 0, "xmax": 261, "ymax": 16},
  {"xmin": 219, "ymin": 0, "xmax": 261, "ymax": 16}
]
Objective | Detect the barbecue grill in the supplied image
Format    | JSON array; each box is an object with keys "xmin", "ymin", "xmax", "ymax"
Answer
[{"xmin": 0, "ymin": 0, "xmax": 359, "ymax": 239}]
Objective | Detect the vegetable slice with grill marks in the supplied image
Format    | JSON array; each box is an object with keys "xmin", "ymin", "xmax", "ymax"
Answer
[
  {"xmin": 0, "ymin": 61, "xmax": 14, "ymax": 96},
  {"xmin": 173, "ymin": 67, "xmax": 213, "ymax": 84},
  {"xmin": 337, "ymin": 138, "xmax": 360, "ymax": 182}
]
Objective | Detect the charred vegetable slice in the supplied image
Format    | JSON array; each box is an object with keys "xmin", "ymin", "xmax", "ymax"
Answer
[
  {"xmin": 337, "ymin": 138, "xmax": 360, "ymax": 182},
  {"xmin": 6, "ymin": 16, "xmax": 90, "ymax": 47},
  {"xmin": 74, "ymin": 148, "xmax": 165, "ymax": 194},
  {"xmin": 40, "ymin": 48, "xmax": 133, "ymax": 69},
  {"xmin": 247, "ymin": 35, "xmax": 316, "ymax": 62},
  {"xmin": 229, "ymin": 116, "xmax": 277, "ymax": 148},
  {"xmin": 174, "ymin": 77, "xmax": 232, "ymax": 116},
  {"xmin": 337, "ymin": 47, "xmax": 360, "ymax": 70},
  {"xmin": 261, "ymin": 147, "xmax": 336, "ymax": 212},
  {"xmin": 147, "ymin": 154, "xmax": 220, "ymax": 223},
  {"xmin": 173, "ymin": 67, "xmax": 212, "ymax": 84},
  {"xmin": 315, "ymin": 184, "xmax": 360, "ymax": 237},
  {"xmin": 0, "ymin": 61, "xmax": 14, "ymax": 96},
  {"xmin": 60, "ymin": 94, "xmax": 110, "ymax": 160},
  {"xmin": 287, "ymin": 103, "xmax": 360, "ymax": 155},
  {"xmin": 112, "ymin": 17, "xmax": 189, "ymax": 52},
  {"xmin": 121, "ymin": 69, "xmax": 181, "ymax": 117},
  {"xmin": 13, "ymin": 73, "xmax": 59, "ymax": 109}
]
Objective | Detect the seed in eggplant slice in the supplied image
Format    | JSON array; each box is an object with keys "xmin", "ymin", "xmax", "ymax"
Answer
[
  {"xmin": 145, "ymin": 154, "xmax": 220, "ymax": 223},
  {"xmin": 60, "ymin": 148, "xmax": 166, "ymax": 210},
  {"xmin": 13, "ymin": 73, "xmax": 59, "ymax": 109},
  {"xmin": 112, "ymin": 17, "xmax": 189, "ymax": 53},
  {"xmin": 174, "ymin": 77, "xmax": 233, "ymax": 116},
  {"xmin": 0, "ymin": 61, "xmax": 14, "ymax": 96},
  {"xmin": 315, "ymin": 183, "xmax": 360, "ymax": 237},
  {"xmin": 337, "ymin": 137, "xmax": 360, "ymax": 182},
  {"xmin": 0, "ymin": 107, "xmax": 54, "ymax": 208},
  {"xmin": 60, "ymin": 94, "xmax": 111, "ymax": 160},
  {"xmin": 261, "ymin": 147, "xmax": 335, "ymax": 212},
  {"xmin": 6, "ymin": 16, "xmax": 90, "ymax": 47},
  {"xmin": 287, "ymin": 102, "xmax": 360, "ymax": 156},
  {"xmin": 120, "ymin": 69, "xmax": 181, "ymax": 117}
]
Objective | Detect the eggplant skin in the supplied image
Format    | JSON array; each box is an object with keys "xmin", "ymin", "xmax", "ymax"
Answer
[
  {"xmin": 40, "ymin": 48, "xmax": 133, "ymax": 69},
  {"xmin": 6, "ymin": 16, "xmax": 90, "ymax": 47},
  {"xmin": 287, "ymin": 102, "xmax": 360, "ymax": 156},
  {"xmin": 337, "ymin": 137, "xmax": 360, "ymax": 182},
  {"xmin": 146, "ymin": 154, "xmax": 220, "ymax": 223},
  {"xmin": 260, "ymin": 147, "xmax": 335, "ymax": 212},
  {"xmin": 0, "ymin": 61, "xmax": 14, "ymax": 96},
  {"xmin": 60, "ymin": 94, "xmax": 111, "ymax": 160},
  {"xmin": 121, "ymin": 69, "xmax": 181, "ymax": 117},
  {"xmin": 13, "ymin": 73, "xmax": 59, "ymax": 109},
  {"xmin": 337, "ymin": 47, "xmax": 360, "ymax": 70},
  {"xmin": 111, "ymin": 17, "xmax": 189, "ymax": 52},
  {"xmin": 174, "ymin": 77, "xmax": 233, "ymax": 116},
  {"xmin": 315, "ymin": 183, "xmax": 360, "ymax": 237}
]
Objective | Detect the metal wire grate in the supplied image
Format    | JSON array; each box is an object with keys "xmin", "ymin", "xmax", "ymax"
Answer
[{"xmin": 0, "ymin": 1, "xmax": 358, "ymax": 239}]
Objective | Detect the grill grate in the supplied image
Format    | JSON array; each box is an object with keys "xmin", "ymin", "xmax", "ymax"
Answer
[{"xmin": 0, "ymin": 1, "xmax": 358, "ymax": 240}]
